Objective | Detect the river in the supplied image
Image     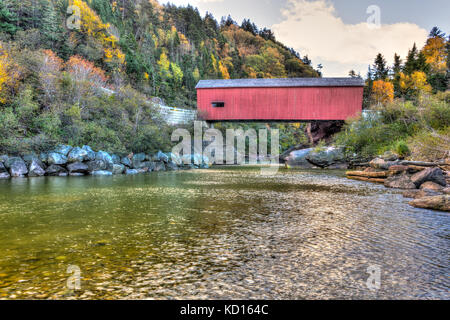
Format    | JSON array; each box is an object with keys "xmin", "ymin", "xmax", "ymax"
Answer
[{"xmin": 0, "ymin": 166, "xmax": 448, "ymax": 299}]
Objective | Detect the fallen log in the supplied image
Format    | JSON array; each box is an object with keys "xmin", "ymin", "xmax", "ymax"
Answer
[
  {"xmin": 347, "ymin": 176, "xmax": 385, "ymax": 184},
  {"xmin": 346, "ymin": 170, "xmax": 389, "ymax": 178},
  {"xmin": 399, "ymin": 161, "xmax": 445, "ymax": 167}
]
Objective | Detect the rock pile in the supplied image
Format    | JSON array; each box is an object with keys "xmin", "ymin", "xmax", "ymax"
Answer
[
  {"xmin": 0, "ymin": 145, "xmax": 211, "ymax": 180},
  {"xmin": 346, "ymin": 152, "xmax": 450, "ymax": 212}
]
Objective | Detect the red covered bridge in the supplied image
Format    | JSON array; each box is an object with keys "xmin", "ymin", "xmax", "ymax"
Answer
[{"xmin": 196, "ymin": 78, "xmax": 364, "ymax": 122}]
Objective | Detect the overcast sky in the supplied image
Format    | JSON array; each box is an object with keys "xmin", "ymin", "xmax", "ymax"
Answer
[{"xmin": 161, "ymin": 0, "xmax": 450, "ymax": 77}]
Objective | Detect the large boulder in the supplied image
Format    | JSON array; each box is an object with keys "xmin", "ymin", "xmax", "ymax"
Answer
[
  {"xmin": 95, "ymin": 151, "xmax": 113, "ymax": 166},
  {"xmin": 420, "ymin": 181, "xmax": 444, "ymax": 192},
  {"xmin": 121, "ymin": 156, "xmax": 132, "ymax": 167},
  {"xmin": 67, "ymin": 162, "xmax": 89, "ymax": 174},
  {"xmin": 111, "ymin": 154, "xmax": 121, "ymax": 165},
  {"xmin": 28, "ymin": 160, "xmax": 45, "ymax": 177},
  {"xmin": 54, "ymin": 145, "xmax": 72, "ymax": 156},
  {"xmin": 86, "ymin": 160, "xmax": 106, "ymax": 172},
  {"xmin": 112, "ymin": 164, "xmax": 125, "ymax": 175},
  {"xmin": 306, "ymin": 147, "xmax": 347, "ymax": 168},
  {"xmin": 23, "ymin": 154, "xmax": 44, "ymax": 168},
  {"xmin": 154, "ymin": 162, "xmax": 166, "ymax": 172},
  {"xmin": 403, "ymin": 189, "xmax": 441, "ymax": 199},
  {"xmin": 8, "ymin": 157, "xmax": 28, "ymax": 177},
  {"xmin": 166, "ymin": 161, "xmax": 179, "ymax": 171},
  {"xmin": 284, "ymin": 148, "xmax": 315, "ymax": 169},
  {"xmin": 411, "ymin": 167, "xmax": 446, "ymax": 188},
  {"xmin": 0, "ymin": 162, "xmax": 10, "ymax": 179},
  {"xmin": 156, "ymin": 151, "xmax": 169, "ymax": 163},
  {"xmin": 380, "ymin": 151, "xmax": 399, "ymax": 161},
  {"xmin": 369, "ymin": 158, "xmax": 389, "ymax": 170},
  {"xmin": 91, "ymin": 170, "xmax": 113, "ymax": 176},
  {"xmin": 409, "ymin": 195, "xmax": 450, "ymax": 212},
  {"xmin": 47, "ymin": 152, "xmax": 68, "ymax": 165},
  {"xmin": 82, "ymin": 145, "xmax": 96, "ymax": 161},
  {"xmin": 39, "ymin": 152, "xmax": 48, "ymax": 164},
  {"xmin": 132, "ymin": 153, "xmax": 146, "ymax": 168},
  {"xmin": 384, "ymin": 174, "xmax": 416, "ymax": 189},
  {"xmin": 67, "ymin": 147, "xmax": 88, "ymax": 163},
  {"xmin": 0, "ymin": 155, "xmax": 8, "ymax": 164},
  {"xmin": 46, "ymin": 164, "xmax": 67, "ymax": 176},
  {"xmin": 125, "ymin": 168, "xmax": 139, "ymax": 175}
]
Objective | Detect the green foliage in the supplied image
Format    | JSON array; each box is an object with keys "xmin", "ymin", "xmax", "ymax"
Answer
[{"xmin": 335, "ymin": 92, "xmax": 450, "ymax": 161}]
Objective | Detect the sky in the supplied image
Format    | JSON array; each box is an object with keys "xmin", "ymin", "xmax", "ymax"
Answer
[{"xmin": 161, "ymin": 0, "xmax": 450, "ymax": 77}]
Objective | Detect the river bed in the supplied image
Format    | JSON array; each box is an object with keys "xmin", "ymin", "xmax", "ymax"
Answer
[{"xmin": 0, "ymin": 166, "xmax": 448, "ymax": 299}]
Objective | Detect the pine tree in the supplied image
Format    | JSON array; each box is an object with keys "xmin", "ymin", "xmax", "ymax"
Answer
[
  {"xmin": 0, "ymin": 0, "xmax": 19, "ymax": 35},
  {"xmin": 40, "ymin": 0, "xmax": 60, "ymax": 49},
  {"xmin": 404, "ymin": 43, "xmax": 418, "ymax": 75},
  {"xmin": 393, "ymin": 54, "xmax": 402, "ymax": 75},
  {"xmin": 372, "ymin": 53, "xmax": 389, "ymax": 80}
]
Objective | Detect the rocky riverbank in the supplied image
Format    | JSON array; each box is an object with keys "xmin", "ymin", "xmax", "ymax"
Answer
[
  {"xmin": 0, "ymin": 145, "xmax": 211, "ymax": 180},
  {"xmin": 346, "ymin": 152, "xmax": 450, "ymax": 212},
  {"xmin": 283, "ymin": 147, "xmax": 449, "ymax": 212}
]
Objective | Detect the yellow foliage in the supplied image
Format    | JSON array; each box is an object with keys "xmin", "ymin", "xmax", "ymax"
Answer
[
  {"xmin": 399, "ymin": 71, "xmax": 432, "ymax": 95},
  {"xmin": 372, "ymin": 80, "xmax": 394, "ymax": 105},
  {"xmin": 72, "ymin": 0, "xmax": 125, "ymax": 66},
  {"xmin": 218, "ymin": 61, "xmax": 230, "ymax": 79},
  {"xmin": 422, "ymin": 36, "xmax": 447, "ymax": 73}
]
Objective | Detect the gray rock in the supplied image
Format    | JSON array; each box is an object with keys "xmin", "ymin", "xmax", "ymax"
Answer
[
  {"xmin": 166, "ymin": 162, "xmax": 179, "ymax": 171},
  {"xmin": 46, "ymin": 164, "xmax": 67, "ymax": 176},
  {"xmin": 47, "ymin": 152, "xmax": 68, "ymax": 165},
  {"xmin": 111, "ymin": 154, "xmax": 121, "ymax": 164},
  {"xmin": 0, "ymin": 172, "xmax": 10, "ymax": 179},
  {"xmin": 381, "ymin": 151, "xmax": 399, "ymax": 161},
  {"xmin": 54, "ymin": 145, "xmax": 72, "ymax": 156},
  {"xmin": 0, "ymin": 162, "xmax": 7, "ymax": 173},
  {"xmin": 0, "ymin": 162, "xmax": 10, "ymax": 179},
  {"xmin": 156, "ymin": 151, "xmax": 169, "ymax": 163},
  {"xmin": 91, "ymin": 170, "xmax": 113, "ymax": 176},
  {"xmin": 0, "ymin": 155, "xmax": 8, "ymax": 163},
  {"xmin": 384, "ymin": 174, "xmax": 417, "ymax": 189},
  {"xmin": 306, "ymin": 147, "xmax": 346, "ymax": 168},
  {"xmin": 125, "ymin": 169, "xmax": 139, "ymax": 175},
  {"xmin": 28, "ymin": 160, "xmax": 45, "ymax": 177},
  {"xmin": 154, "ymin": 162, "xmax": 166, "ymax": 172},
  {"xmin": 23, "ymin": 154, "xmax": 41, "ymax": 166},
  {"xmin": 133, "ymin": 153, "xmax": 146, "ymax": 162},
  {"xmin": 82, "ymin": 145, "xmax": 96, "ymax": 161},
  {"xmin": 67, "ymin": 147, "xmax": 88, "ymax": 163},
  {"xmin": 39, "ymin": 152, "xmax": 48, "ymax": 164},
  {"xmin": 112, "ymin": 164, "xmax": 125, "ymax": 175},
  {"xmin": 420, "ymin": 181, "xmax": 444, "ymax": 192},
  {"xmin": 95, "ymin": 151, "xmax": 113, "ymax": 165},
  {"xmin": 136, "ymin": 168, "xmax": 149, "ymax": 174},
  {"xmin": 200, "ymin": 163, "xmax": 210, "ymax": 169},
  {"xmin": 409, "ymin": 195, "xmax": 450, "ymax": 212},
  {"xmin": 132, "ymin": 153, "xmax": 146, "ymax": 168},
  {"xmin": 284, "ymin": 148, "xmax": 315, "ymax": 168},
  {"xmin": 411, "ymin": 167, "xmax": 446, "ymax": 188},
  {"xmin": 121, "ymin": 157, "xmax": 132, "ymax": 167},
  {"xmin": 370, "ymin": 158, "xmax": 388, "ymax": 170},
  {"xmin": 8, "ymin": 157, "xmax": 28, "ymax": 177},
  {"xmin": 86, "ymin": 160, "xmax": 106, "ymax": 172},
  {"xmin": 67, "ymin": 162, "xmax": 89, "ymax": 174}
]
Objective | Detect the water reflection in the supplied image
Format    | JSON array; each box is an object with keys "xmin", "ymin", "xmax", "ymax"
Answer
[{"xmin": 0, "ymin": 167, "xmax": 448, "ymax": 299}]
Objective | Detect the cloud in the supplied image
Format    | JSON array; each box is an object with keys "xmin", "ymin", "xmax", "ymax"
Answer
[{"xmin": 272, "ymin": 0, "xmax": 428, "ymax": 76}]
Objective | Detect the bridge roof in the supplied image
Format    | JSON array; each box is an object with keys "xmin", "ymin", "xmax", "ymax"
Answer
[{"xmin": 196, "ymin": 77, "xmax": 365, "ymax": 89}]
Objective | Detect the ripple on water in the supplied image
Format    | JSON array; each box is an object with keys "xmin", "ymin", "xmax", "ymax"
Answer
[{"xmin": 0, "ymin": 167, "xmax": 448, "ymax": 300}]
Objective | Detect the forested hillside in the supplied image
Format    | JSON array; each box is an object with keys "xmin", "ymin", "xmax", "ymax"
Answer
[{"xmin": 0, "ymin": 0, "xmax": 318, "ymax": 154}]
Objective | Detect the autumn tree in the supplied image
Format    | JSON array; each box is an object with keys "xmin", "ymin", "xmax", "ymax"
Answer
[{"xmin": 372, "ymin": 80, "xmax": 394, "ymax": 105}]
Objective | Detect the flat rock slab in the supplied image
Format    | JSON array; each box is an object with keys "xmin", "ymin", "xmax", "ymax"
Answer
[{"xmin": 409, "ymin": 195, "xmax": 450, "ymax": 212}]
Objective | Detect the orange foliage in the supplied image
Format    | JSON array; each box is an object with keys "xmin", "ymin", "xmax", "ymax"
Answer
[
  {"xmin": 66, "ymin": 55, "xmax": 107, "ymax": 86},
  {"xmin": 372, "ymin": 80, "xmax": 394, "ymax": 105}
]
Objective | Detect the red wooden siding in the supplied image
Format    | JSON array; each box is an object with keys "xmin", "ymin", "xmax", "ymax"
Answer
[{"xmin": 197, "ymin": 86, "xmax": 364, "ymax": 121}]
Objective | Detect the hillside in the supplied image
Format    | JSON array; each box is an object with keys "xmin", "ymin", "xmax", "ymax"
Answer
[{"xmin": 0, "ymin": 0, "xmax": 318, "ymax": 154}]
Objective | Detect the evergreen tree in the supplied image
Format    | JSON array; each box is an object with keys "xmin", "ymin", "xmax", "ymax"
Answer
[
  {"xmin": 0, "ymin": 0, "xmax": 19, "ymax": 35},
  {"xmin": 40, "ymin": 0, "xmax": 60, "ymax": 49},
  {"xmin": 404, "ymin": 43, "xmax": 419, "ymax": 75},
  {"xmin": 373, "ymin": 53, "xmax": 389, "ymax": 80}
]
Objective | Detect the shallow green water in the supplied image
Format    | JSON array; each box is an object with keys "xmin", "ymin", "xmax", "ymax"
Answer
[{"xmin": 0, "ymin": 167, "xmax": 448, "ymax": 299}]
